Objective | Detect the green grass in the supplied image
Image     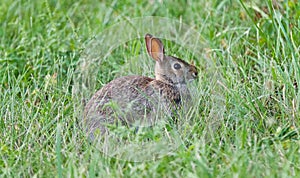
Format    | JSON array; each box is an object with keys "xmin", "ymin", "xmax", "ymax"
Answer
[{"xmin": 1, "ymin": 0, "xmax": 300, "ymax": 177}]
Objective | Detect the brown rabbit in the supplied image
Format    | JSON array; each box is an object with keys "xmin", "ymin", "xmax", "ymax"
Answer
[{"xmin": 84, "ymin": 34, "xmax": 198, "ymax": 139}]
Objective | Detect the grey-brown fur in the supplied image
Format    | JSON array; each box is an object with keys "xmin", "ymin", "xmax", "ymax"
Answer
[{"xmin": 84, "ymin": 34, "xmax": 198, "ymax": 139}]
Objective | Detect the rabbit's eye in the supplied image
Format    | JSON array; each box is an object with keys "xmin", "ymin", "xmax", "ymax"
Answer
[
  {"xmin": 193, "ymin": 72, "xmax": 198, "ymax": 77},
  {"xmin": 173, "ymin": 63, "xmax": 181, "ymax": 70}
]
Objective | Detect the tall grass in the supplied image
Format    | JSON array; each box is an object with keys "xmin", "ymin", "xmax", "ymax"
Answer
[{"xmin": 1, "ymin": 0, "xmax": 300, "ymax": 177}]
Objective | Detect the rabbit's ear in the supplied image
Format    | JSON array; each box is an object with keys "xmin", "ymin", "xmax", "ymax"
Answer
[{"xmin": 145, "ymin": 34, "xmax": 165, "ymax": 61}]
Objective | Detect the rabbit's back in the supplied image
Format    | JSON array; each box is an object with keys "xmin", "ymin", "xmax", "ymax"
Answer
[
  {"xmin": 84, "ymin": 75, "xmax": 153, "ymax": 118},
  {"xmin": 84, "ymin": 75, "xmax": 181, "ymax": 135}
]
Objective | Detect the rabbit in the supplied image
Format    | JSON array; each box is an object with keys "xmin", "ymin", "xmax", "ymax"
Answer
[{"xmin": 84, "ymin": 34, "xmax": 198, "ymax": 140}]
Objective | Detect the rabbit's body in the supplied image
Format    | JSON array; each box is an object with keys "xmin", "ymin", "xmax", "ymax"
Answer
[
  {"xmin": 84, "ymin": 75, "xmax": 181, "ymax": 134},
  {"xmin": 84, "ymin": 34, "xmax": 198, "ymax": 138}
]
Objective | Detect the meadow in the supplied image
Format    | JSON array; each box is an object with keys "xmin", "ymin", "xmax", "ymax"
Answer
[{"xmin": 1, "ymin": 0, "xmax": 300, "ymax": 177}]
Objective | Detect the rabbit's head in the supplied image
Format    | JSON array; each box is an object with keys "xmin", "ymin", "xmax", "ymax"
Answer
[{"xmin": 145, "ymin": 34, "xmax": 198, "ymax": 85}]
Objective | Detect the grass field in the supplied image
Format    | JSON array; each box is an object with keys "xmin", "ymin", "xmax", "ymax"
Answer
[{"xmin": 1, "ymin": 0, "xmax": 300, "ymax": 177}]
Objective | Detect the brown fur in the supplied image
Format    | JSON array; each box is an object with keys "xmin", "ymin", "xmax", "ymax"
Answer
[{"xmin": 84, "ymin": 34, "xmax": 198, "ymax": 139}]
